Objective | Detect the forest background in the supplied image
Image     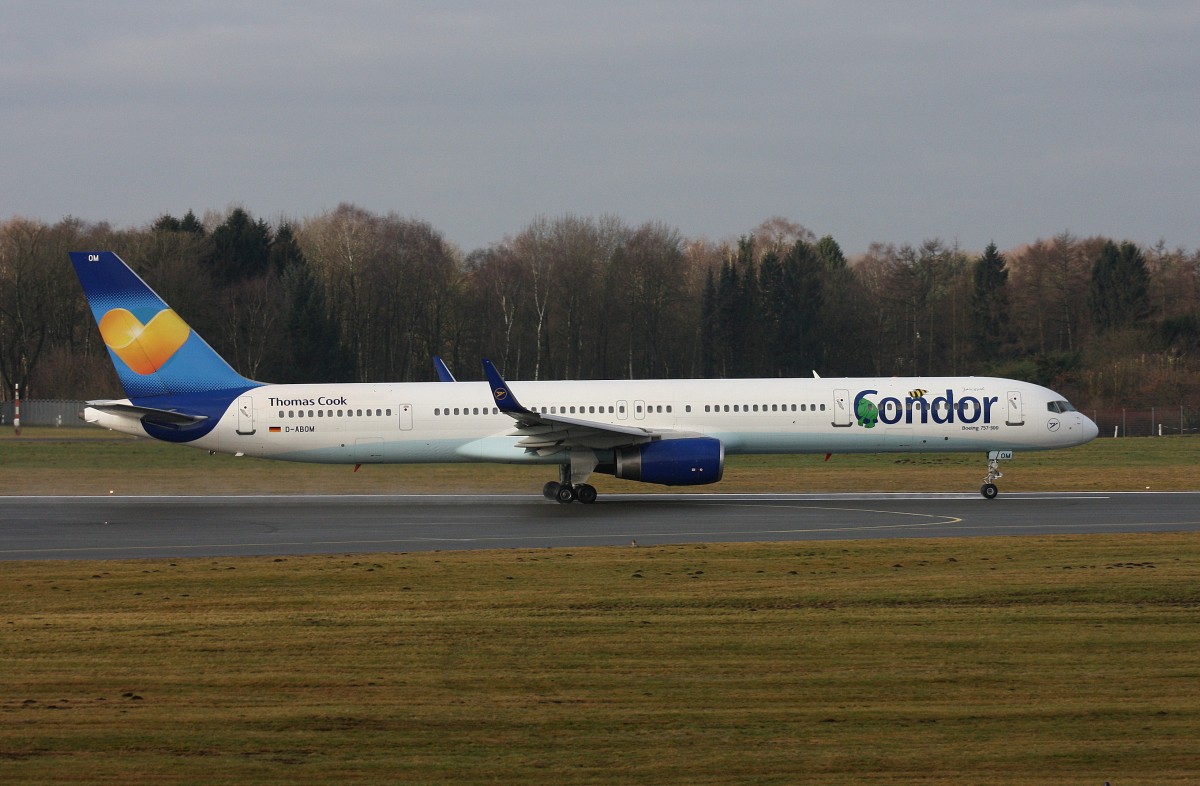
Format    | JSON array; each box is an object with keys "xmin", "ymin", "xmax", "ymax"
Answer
[{"xmin": 1, "ymin": 206, "xmax": 1198, "ymax": 411}]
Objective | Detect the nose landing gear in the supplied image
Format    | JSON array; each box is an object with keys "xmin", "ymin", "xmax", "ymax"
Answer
[{"xmin": 981, "ymin": 450, "xmax": 1011, "ymax": 499}]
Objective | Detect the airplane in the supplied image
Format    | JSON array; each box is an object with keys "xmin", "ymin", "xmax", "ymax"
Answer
[{"xmin": 70, "ymin": 251, "xmax": 1099, "ymax": 503}]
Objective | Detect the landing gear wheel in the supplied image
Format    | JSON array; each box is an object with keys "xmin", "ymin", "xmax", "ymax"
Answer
[
  {"xmin": 575, "ymin": 484, "xmax": 597, "ymax": 505},
  {"xmin": 543, "ymin": 481, "xmax": 561, "ymax": 500},
  {"xmin": 980, "ymin": 483, "xmax": 998, "ymax": 500},
  {"xmin": 555, "ymin": 485, "xmax": 577, "ymax": 504}
]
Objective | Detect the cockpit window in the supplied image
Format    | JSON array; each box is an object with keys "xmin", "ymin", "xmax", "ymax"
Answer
[{"xmin": 1047, "ymin": 400, "xmax": 1077, "ymax": 414}]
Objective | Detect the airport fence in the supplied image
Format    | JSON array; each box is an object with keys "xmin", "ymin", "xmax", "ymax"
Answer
[
  {"xmin": 3, "ymin": 398, "xmax": 1200, "ymax": 437},
  {"xmin": 1, "ymin": 399, "xmax": 88, "ymax": 428},
  {"xmin": 1087, "ymin": 406, "xmax": 1200, "ymax": 438}
]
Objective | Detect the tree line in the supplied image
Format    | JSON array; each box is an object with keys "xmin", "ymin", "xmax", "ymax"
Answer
[{"xmin": 1, "ymin": 207, "xmax": 1197, "ymax": 408}]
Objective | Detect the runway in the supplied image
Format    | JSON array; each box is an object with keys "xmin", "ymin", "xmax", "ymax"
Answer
[{"xmin": 2, "ymin": 491, "xmax": 1199, "ymax": 560}]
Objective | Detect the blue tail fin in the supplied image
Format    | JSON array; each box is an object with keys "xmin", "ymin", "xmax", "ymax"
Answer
[{"xmin": 70, "ymin": 251, "xmax": 258, "ymax": 399}]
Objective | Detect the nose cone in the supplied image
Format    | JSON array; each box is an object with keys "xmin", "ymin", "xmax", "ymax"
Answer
[{"xmin": 1080, "ymin": 413, "xmax": 1099, "ymax": 442}]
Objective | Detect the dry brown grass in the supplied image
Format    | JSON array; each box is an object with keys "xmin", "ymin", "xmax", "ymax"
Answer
[{"xmin": 2, "ymin": 535, "xmax": 1199, "ymax": 784}]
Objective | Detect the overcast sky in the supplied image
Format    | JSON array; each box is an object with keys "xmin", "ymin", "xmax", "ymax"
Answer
[{"xmin": 3, "ymin": 2, "xmax": 1198, "ymax": 255}]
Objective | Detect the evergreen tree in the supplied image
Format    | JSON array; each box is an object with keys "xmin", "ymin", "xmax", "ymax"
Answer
[
  {"xmin": 730, "ymin": 237, "xmax": 762, "ymax": 376},
  {"xmin": 282, "ymin": 253, "xmax": 354, "ymax": 383},
  {"xmin": 152, "ymin": 210, "xmax": 205, "ymax": 235},
  {"xmin": 152, "ymin": 214, "xmax": 182, "ymax": 233},
  {"xmin": 815, "ymin": 234, "xmax": 846, "ymax": 271},
  {"xmin": 700, "ymin": 268, "xmax": 718, "ymax": 377},
  {"xmin": 1090, "ymin": 240, "xmax": 1150, "ymax": 330},
  {"xmin": 757, "ymin": 250, "xmax": 784, "ymax": 373},
  {"xmin": 209, "ymin": 208, "xmax": 271, "ymax": 283},
  {"xmin": 777, "ymin": 240, "xmax": 824, "ymax": 375},
  {"xmin": 268, "ymin": 222, "xmax": 305, "ymax": 276},
  {"xmin": 970, "ymin": 242, "xmax": 1010, "ymax": 360},
  {"xmin": 179, "ymin": 210, "xmax": 205, "ymax": 234},
  {"xmin": 715, "ymin": 258, "xmax": 740, "ymax": 377}
]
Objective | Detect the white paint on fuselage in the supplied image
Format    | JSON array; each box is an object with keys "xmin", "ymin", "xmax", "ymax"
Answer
[{"xmin": 87, "ymin": 376, "xmax": 1098, "ymax": 466}]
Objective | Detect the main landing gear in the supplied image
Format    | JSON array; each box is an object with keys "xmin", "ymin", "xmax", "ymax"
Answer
[
  {"xmin": 544, "ymin": 480, "xmax": 597, "ymax": 504},
  {"xmin": 543, "ymin": 461, "xmax": 598, "ymax": 504}
]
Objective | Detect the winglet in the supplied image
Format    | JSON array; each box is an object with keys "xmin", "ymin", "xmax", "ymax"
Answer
[
  {"xmin": 482, "ymin": 359, "xmax": 532, "ymax": 415},
  {"xmin": 433, "ymin": 356, "xmax": 456, "ymax": 382}
]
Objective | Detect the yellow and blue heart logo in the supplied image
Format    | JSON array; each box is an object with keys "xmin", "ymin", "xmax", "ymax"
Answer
[{"xmin": 98, "ymin": 308, "xmax": 191, "ymax": 375}]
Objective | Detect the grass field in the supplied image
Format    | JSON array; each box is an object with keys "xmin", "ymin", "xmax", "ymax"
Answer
[
  {"xmin": 2, "ymin": 427, "xmax": 1198, "ymax": 495},
  {"xmin": 2, "ymin": 535, "xmax": 1200, "ymax": 784},
  {"xmin": 3, "ymin": 430, "xmax": 1199, "ymax": 783}
]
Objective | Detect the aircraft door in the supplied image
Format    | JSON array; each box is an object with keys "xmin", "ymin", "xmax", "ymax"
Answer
[
  {"xmin": 634, "ymin": 400, "xmax": 646, "ymax": 420},
  {"xmin": 1006, "ymin": 391, "xmax": 1024, "ymax": 426},
  {"xmin": 236, "ymin": 395, "xmax": 255, "ymax": 435},
  {"xmin": 617, "ymin": 400, "xmax": 628, "ymax": 420},
  {"xmin": 399, "ymin": 404, "xmax": 413, "ymax": 430},
  {"xmin": 832, "ymin": 389, "xmax": 851, "ymax": 427}
]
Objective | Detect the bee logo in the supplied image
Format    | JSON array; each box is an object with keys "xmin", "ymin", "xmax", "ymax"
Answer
[{"xmin": 908, "ymin": 388, "xmax": 928, "ymax": 400}]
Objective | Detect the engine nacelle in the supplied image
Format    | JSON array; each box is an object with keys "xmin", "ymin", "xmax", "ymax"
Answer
[{"xmin": 614, "ymin": 437, "xmax": 724, "ymax": 486}]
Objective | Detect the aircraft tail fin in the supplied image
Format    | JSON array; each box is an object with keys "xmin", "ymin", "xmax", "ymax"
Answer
[{"xmin": 69, "ymin": 251, "xmax": 258, "ymax": 400}]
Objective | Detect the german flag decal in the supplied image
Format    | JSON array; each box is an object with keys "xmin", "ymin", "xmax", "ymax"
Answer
[{"xmin": 269, "ymin": 426, "xmax": 281, "ymax": 433}]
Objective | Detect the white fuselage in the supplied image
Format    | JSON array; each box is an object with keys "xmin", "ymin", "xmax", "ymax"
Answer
[{"xmin": 83, "ymin": 376, "xmax": 1098, "ymax": 465}]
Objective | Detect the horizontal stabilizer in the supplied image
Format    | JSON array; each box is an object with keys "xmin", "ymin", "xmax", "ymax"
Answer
[{"xmin": 86, "ymin": 400, "xmax": 209, "ymax": 426}]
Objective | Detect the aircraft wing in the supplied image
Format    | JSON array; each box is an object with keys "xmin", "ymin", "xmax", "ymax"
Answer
[{"xmin": 482, "ymin": 359, "xmax": 685, "ymax": 456}]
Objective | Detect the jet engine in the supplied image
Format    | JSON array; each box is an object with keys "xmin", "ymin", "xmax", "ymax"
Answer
[{"xmin": 614, "ymin": 437, "xmax": 724, "ymax": 486}]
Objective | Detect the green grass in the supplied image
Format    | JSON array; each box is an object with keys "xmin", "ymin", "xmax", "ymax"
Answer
[
  {"xmin": 2, "ymin": 427, "xmax": 1198, "ymax": 495},
  {"xmin": 2, "ymin": 535, "xmax": 1200, "ymax": 784}
]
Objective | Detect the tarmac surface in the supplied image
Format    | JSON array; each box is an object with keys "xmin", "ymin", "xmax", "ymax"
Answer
[{"xmin": 2, "ymin": 491, "xmax": 1198, "ymax": 560}]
